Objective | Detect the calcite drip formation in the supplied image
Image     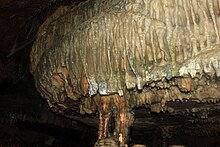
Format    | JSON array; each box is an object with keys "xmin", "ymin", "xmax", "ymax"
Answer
[{"xmin": 30, "ymin": 0, "xmax": 220, "ymax": 146}]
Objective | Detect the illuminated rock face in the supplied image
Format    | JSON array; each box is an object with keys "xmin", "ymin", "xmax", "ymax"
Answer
[{"xmin": 30, "ymin": 0, "xmax": 220, "ymax": 146}]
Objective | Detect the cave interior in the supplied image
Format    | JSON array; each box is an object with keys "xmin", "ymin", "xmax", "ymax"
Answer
[{"xmin": 1, "ymin": 0, "xmax": 220, "ymax": 147}]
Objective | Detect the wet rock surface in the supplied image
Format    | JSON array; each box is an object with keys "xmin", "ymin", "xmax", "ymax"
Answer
[
  {"xmin": 2, "ymin": 0, "xmax": 220, "ymax": 146},
  {"xmin": 30, "ymin": 0, "xmax": 220, "ymax": 146},
  {"xmin": 30, "ymin": 0, "xmax": 220, "ymax": 116}
]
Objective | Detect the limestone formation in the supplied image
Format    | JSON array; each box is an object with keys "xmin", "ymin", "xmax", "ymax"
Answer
[{"xmin": 30, "ymin": 0, "xmax": 220, "ymax": 146}]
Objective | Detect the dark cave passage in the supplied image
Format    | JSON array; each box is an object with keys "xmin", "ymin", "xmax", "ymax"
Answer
[
  {"xmin": 1, "ymin": 120, "xmax": 220, "ymax": 147},
  {"xmin": 0, "ymin": 123, "xmax": 97, "ymax": 147}
]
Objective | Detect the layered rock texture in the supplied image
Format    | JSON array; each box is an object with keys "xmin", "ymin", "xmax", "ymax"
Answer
[{"xmin": 30, "ymin": 0, "xmax": 220, "ymax": 146}]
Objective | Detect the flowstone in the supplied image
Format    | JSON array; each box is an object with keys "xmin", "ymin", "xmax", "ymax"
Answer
[{"xmin": 30, "ymin": 0, "xmax": 220, "ymax": 146}]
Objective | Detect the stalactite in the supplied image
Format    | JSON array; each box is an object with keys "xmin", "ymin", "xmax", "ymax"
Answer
[{"xmin": 30, "ymin": 0, "xmax": 220, "ymax": 146}]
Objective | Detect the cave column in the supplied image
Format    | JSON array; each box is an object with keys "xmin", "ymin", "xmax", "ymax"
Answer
[
  {"xmin": 98, "ymin": 95, "xmax": 111, "ymax": 140},
  {"xmin": 114, "ymin": 94, "xmax": 134, "ymax": 147}
]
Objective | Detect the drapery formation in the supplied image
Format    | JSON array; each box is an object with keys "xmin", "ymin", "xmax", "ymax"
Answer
[{"xmin": 30, "ymin": 0, "xmax": 220, "ymax": 112}]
